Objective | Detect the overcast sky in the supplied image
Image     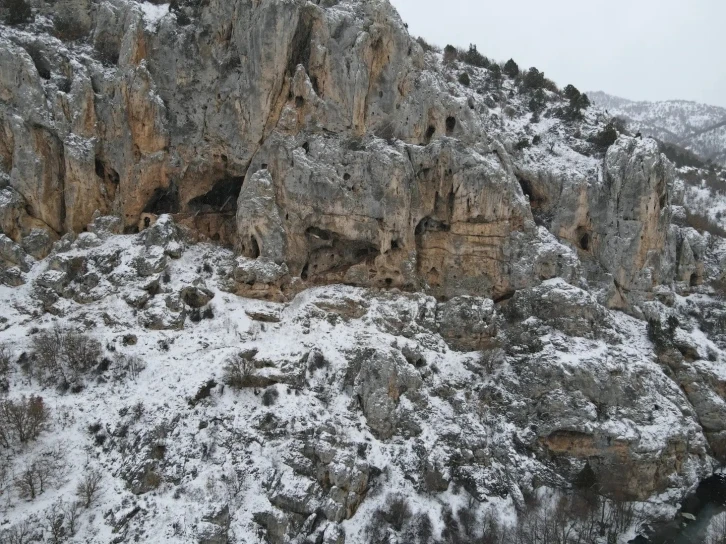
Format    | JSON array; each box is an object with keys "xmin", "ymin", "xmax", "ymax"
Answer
[{"xmin": 390, "ymin": 0, "xmax": 726, "ymax": 108}]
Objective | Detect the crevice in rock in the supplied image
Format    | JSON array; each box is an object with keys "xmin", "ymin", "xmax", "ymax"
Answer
[
  {"xmin": 415, "ymin": 216, "xmax": 450, "ymax": 235},
  {"xmin": 423, "ymin": 126, "xmax": 435, "ymax": 145},
  {"xmin": 95, "ymin": 157, "xmax": 120, "ymax": 185},
  {"xmin": 249, "ymin": 236, "xmax": 260, "ymax": 259},
  {"xmin": 286, "ymin": 8, "xmax": 315, "ymax": 77},
  {"xmin": 575, "ymin": 226, "xmax": 592, "ymax": 253},
  {"xmin": 493, "ymin": 291, "xmax": 515, "ymax": 304},
  {"xmin": 23, "ymin": 43, "xmax": 52, "ymax": 80}
]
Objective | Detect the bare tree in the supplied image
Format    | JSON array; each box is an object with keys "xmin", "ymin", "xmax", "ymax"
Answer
[
  {"xmin": 0, "ymin": 518, "xmax": 35, "ymax": 544},
  {"xmin": 63, "ymin": 500, "xmax": 82, "ymax": 536},
  {"xmin": 43, "ymin": 500, "xmax": 67, "ymax": 544},
  {"xmin": 15, "ymin": 450, "xmax": 64, "ymax": 499},
  {"xmin": 0, "ymin": 395, "xmax": 49, "ymax": 446},
  {"xmin": 32, "ymin": 326, "xmax": 101, "ymax": 387},
  {"xmin": 76, "ymin": 467, "xmax": 103, "ymax": 508}
]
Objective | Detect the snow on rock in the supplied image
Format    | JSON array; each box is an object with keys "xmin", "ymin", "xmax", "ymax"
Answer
[
  {"xmin": 0, "ymin": 221, "xmax": 723, "ymax": 542},
  {"xmin": 138, "ymin": 2, "xmax": 170, "ymax": 31}
]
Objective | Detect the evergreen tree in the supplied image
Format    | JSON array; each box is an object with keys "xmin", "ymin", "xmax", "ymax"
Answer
[
  {"xmin": 489, "ymin": 64, "xmax": 502, "ymax": 88},
  {"xmin": 522, "ymin": 67, "xmax": 546, "ymax": 91},
  {"xmin": 503, "ymin": 59, "xmax": 519, "ymax": 78},
  {"xmin": 564, "ymin": 84, "xmax": 581, "ymax": 102},
  {"xmin": 461, "ymin": 44, "xmax": 489, "ymax": 68}
]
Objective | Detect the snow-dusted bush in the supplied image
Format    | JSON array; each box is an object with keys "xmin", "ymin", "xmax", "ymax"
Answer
[
  {"xmin": 443, "ymin": 44, "xmax": 457, "ymax": 64},
  {"xmin": 14, "ymin": 448, "xmax": 65, "ymax": 500},
  {"xmin": 31, "ymin": 327, "xmax": 101, "ymax": 388},
  {"xmin": 0, "ymin": 395, "xmax": 49, "ymax": 447},
  {"xmin": 76, "ymin": 467, "xmax": 103, "ymax": 508},
  {"xmin": 222, "ymin": 354, "xmax": 254, "ymax": 389}
]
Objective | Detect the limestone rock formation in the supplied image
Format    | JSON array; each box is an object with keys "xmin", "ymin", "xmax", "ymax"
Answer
[
  {"xmin": 0, "ymin": 0, "xmax": 699, "ymax": 308},
  {"xmin": 2, "ymin": 1, "xmax": 726, "ymax": 543}
]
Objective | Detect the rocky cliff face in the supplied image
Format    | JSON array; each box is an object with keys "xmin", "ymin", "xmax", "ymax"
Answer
[
  {"xmin": 2, "ymin": 1, "xmax": 726, "ymax": 543},
  {"xmin": 0, "ymin": 0, "xmax": 691, "ymax": 308}
]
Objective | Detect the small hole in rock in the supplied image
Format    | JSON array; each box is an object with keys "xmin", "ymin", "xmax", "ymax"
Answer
[{"xmin": 445, "ymin": 116, "xmax": 456, "ymax": 135}]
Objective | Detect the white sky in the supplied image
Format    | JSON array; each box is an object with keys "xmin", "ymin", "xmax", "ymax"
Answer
[{"xmin": 391, "ymin": 0, "xmax": 726, "ymax": 108}]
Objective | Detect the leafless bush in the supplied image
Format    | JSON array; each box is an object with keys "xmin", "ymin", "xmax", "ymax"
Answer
[
  {"xmin": 0, "ymin": 518, "xmax": 35, "ymax": 544},
  {"xmin": 0, "ymin": 395, "xmax": 49, "ymax": 447},
  {"xmin": 15, "ymin": 453, "xmax": 63, "ymax": 500},
  {"xmin": 32, "ymin": 326, "xmax": 101, "ymax": 388},
  {"xmin": 416, "ymin": 36, "xmax": 439, "ymax": 53},
  {"xmin": 222, "ymin": 354, "xmax": 254, "ymax": 389},
  {"xmin": 114, "ymin": 354, "xmax": 145, "ymax": 381},
  {"xmin": 43, "ymin": 500, "xmax": 68, "ymax": 543},
  {"xmin": 63, "ymin": 500, "xmax": 82, "ymax": 536},
  {"xmin": 76, "ymin": 467, "xmax": 103, "ymax": 508}
]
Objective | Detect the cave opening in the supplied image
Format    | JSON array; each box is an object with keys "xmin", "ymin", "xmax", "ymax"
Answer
[
  {"xmin": 249, "ymin": 236, "xmax": 260, "ymax": 259},
  {"xmin": 424, "ymin": 126, "xmax": 435, "ymax": 145},
  {"xmin": 445, "ymin": 116, "xmax": 456, "ymax": 135},
  {"xmin": 579, "ymin": 233, "xmax": 590, "ymax": 251},
  {"xmin": 95, "ymin": 158, "xmax": 120, "ymax": 185},
  {"xmin": 143, "ymin": 186, "xmax": 180, "ymax": 215},
  {"xmin": 187, "ymin": 176, "xmax": 244, "ymax": 213}
]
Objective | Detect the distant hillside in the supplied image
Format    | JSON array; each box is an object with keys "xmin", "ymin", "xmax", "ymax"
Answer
[{"xmin": 590, "ymin": 91, "xmax": 726, "ymax": 166}]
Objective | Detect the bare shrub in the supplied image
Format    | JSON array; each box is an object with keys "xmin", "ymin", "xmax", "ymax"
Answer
[
  {"xmin": 380, "ymin": 494, "xmax": 411, "ymax": 531},
  {"xmin": 43, "ymin": 500, "xmax": 67, "ymax": 543},
  {"xmin": 15, "ymin": 453, "xmax": 62, "ymax": 500},
  {"xmin": 416, "ymin": 36, "xmax": 439, "ymax": 53},
  {"xmin": 32, "ymin": 326, "xmax": 101, "ymax": 387},
  {"xmin": 76, "ymin": 467, "xmax": 103, "ymax": 508},
  {"xmin": 222, "ymin": 354, "xmax": 254, "ymax": 389},
  {"xmin": 114, "ymin": 354, "xmax": 145, "ymax": 381},
  {"xmin": 3, "ymin": 0, "xmax": 32, "ymax": 25},
  {"xmin": 0, "ymin": 395, "xmax": 49, "ymax": 447},
  {"xmin": 63, "ymin": 500, "xmax": 82, "ymax": 536},
  {"xmin": 0, "ymin": 518, "xmax": 35, "ymax": 544}
]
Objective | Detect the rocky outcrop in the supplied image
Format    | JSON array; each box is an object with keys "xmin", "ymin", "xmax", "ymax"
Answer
[
  {"xmin": 2, "ymin": 3, "xmax": 726, "ymax": 542},
  {"xmin": 0, "ymin": 0, "xmax": 702, "ymax": 307}
]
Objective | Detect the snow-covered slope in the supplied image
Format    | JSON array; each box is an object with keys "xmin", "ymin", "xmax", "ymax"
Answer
[
  {"xmin": 590, "ymin": 91, "xmax": 726, "ymax": 166},
  {"xmin": 0, "ymin": 215, "xmax": 724, "ymax": 543}
]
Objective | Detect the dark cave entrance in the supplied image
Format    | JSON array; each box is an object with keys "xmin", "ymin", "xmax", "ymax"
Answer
[
  {"xmin": 144, "ymin": 186, "xmax": 180, "ymax": 215},
  {"xmin": 445, "ymin": 116, "xmax": 456, "ymax": 135},
  {"xmin": 187, "ymin": 176, "xmax": 245, "ymax": 213}
]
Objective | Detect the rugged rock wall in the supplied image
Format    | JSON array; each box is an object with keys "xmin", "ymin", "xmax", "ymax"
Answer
[
  {"xmin": 3, "ymin": 3, "xmax": 726, "ymax": 540},
  {"xmin": 0, "ymin": 0, "xmax": 695, "ymax": 307}
]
